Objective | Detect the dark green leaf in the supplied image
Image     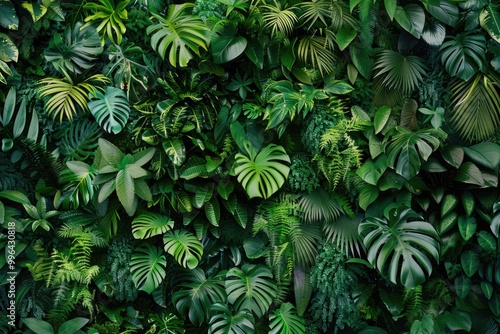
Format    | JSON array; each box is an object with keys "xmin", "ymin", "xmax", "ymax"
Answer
[
  {"xmin": 460, "ymin": 250, "xmax": 479, "ymax": 277},
  {"xmin": 0, "ymin": 1, "xmax": 18, "ymax": 30}
]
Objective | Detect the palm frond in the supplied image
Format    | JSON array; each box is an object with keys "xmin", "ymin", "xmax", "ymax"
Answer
[
  {"xmin": 298, "ymin": 188, "xmax": 343, "ymax": 223},
  {"xmin": 449, "ymin": 72, "xmax": 500, "ymax": 142},
  {"xmin": 323, "ymin": 214, "xmax": 364, "ymax": 258},
  {"xmin": 297, "ymin": 34, "xmax": 337, "ymax": 76},
  {"xmin": 262, "ymin": 2, "xmax": 298, "ymax": 37}
]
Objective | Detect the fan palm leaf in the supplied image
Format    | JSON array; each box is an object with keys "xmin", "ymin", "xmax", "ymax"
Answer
[
  {"xmin": 298, "ymin": 188, "xmax": 343, "ymax": 224},
  {"xmin": 323, "ymin": 214, "xmax": 364, "ymax": 258},
  {"xmin": 373, "ymin": 50, "xmax": 428, "ymax": 95}
]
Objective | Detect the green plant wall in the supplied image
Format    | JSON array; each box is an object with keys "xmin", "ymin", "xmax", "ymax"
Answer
[{"xmin": 1, "ymin": 0, "xmax": 500, "ymax": 333}]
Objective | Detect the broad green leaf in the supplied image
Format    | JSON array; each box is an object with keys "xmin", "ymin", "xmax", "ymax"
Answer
[
  {"xmin": 356, "ymin": 155, "xmax": 388, "ymax": 186},
  {"xmin": 336, "ymin": 25, "xmax": 357, "ymax": 51},
  {"xmin": 116, "ymin": 169, "xmax": 136, "ymax": 216},
  {"xmin": 57, "ymin": 318, "xmax": 89, "ymax": 334},
  {"xmin": 480, "ymin": 4, "xmax": 500, "ymax": 44},
  {"xmin": 235, "ymin": 144, "xmax": 290, "ymax": 199},
  {"xmin": 172, "ymin": 269, "xmax": 226, "ymax": 326},
  {"xmin": 458, "ymin": 216, "xmax": 476, "ymax": 241},
  {"xmin": 245, "ymin": 38, "xmax": 264, "ymax": 69},
  {"xmin": 1, "ymin": 86, "xmax": 15, "ymax": 126},
  {"xmin": 359, "ymin": 184, "xmax": 379, "ymax": 210},
  {"xmin": 324, "ymin": 80, "xmax": 354, "ymax": 95},
  {"xmin": 148, "ymin": 4, "xmax": 210, "ymax": 67},
  {"xmin": 410, "ymin": 314, "xmax": 433, "ymax": 334},
  {"xmin": 380, "ymin": 290, "xmax": 404, "ymax": 317},
  {"xmin": 193, "ymin": 183, "xmax": 214, "ymax": 208},
  {"xmin": 44, "ymin": 22, "xmax": 103, "ymax": 77},
  {"xmin": 21, "ymin": 2, "xmax": 47, "ymax": 22},
  {"xmin": 359, "ymin": 207, "xmax": 440, "ymax": 288},
  {"xmin": 88, "ymin": 86, "xmax": 130, "ymax": 134},
  {"xmin": 269, "ymin": 302, "xmax": 306, "ymax": 334},
  {"xmin": 226, "ymin": 264, "xmax": 277, "ymax": 318},
  {"xmin": 421, "ymin": 18, "xmax": 446, "ymax": 46},
  {"xmin": 0, "ymin": 190, "xmax": 30, "ymax": 204},
  {"xmin": 374, "ymin": 106, "xmax": 392, "ymax": 134},
  {"xmin": 130, "ymin": 243, "xmax": 167, "ymax": 294},
  {"xmin": 21, "ymin": 318, "xmax": 54, "ymax": 334},
  {"xmin": 217, "ymin": 180, "xmax": 234, "ymax": 200},
  {"xmin": 454, "ymin": 162, "xmax": 484, "ymax": 186},
  {"xmin": 385, "ymin": 127, "xmax": 446, "ymax": 180},
  {"xmin": 419, "ymin": 106, "xmax": 444, "ymax": 129},
  {"xmin": 441, "ymin": 194, "xmax": 458, "ymax": 217},
  {"xmin": 132, "ymin": 212, "xmax": 174, "ymax": 239},
  {"xmin": 442, "ymin": 144, "xmax": 464, "ymax": 168},
  {"xmin": 233, "ymin": 201, "xmax": 247, "ymax": 228},
  {"xmin": 164, "ymin": 229, "xmax": 203, "ymax": 269},
  {"xmin": 0, "ymin": 33, "xmax": 18, "ymax": 62},
  {"xmin": 211, "ymin": 24, "xmax": 247, "ymax": 64},
  {"xmin": 477, "ymin": 230, "xmax": 496, "ymax": 253},
  {"xmin": 440, "ymin": 30, "xmax": 486, "ymax": 81},
  {"xmin": 385, "ymin": 0, "xmax": 397, "ymax": 21},
  {"xmin": 0, "ymin": 0, "xmax": 18, "ymax": 30},
  {"xmin": 163, "ymin": 138, "xmax": 186, "ymax": 167},
  {"xmin": 454, "ymin": 276, "xmax": 471, "ymax": 298},
  {"xmin": 489, "ymin": 293, "xmax": 500, "ymax": 316},
  {"xmin": 208, "ymin": 303, "xmax": 255, "ymax": 334},
  {"xmin": 442, "ymin": 309, "xmax": 471, "ymax": 332},
  {"xmin": 424, "ymin": 0, "xmax": 459, "ymax": 27},
  {"xmin": 12, "ymin": 97, "xmax": 26, "ymax": 139},
  {"xmin": 482, "ymin": 282, "xmax": 494, "ymax": 300},
  {"xmin": 280, "ymin": 38, "xmax": 295, "ymax": 70},
  {"xmin": 350, "ymin": 44, "xmax": 372, "ymax": 79},
  {"xmin": 394, "ymin": 4, "xmax": 425, "ymax": 39},
  {"xmin": 204, "ymin": 197, "xmax": 220, "ymax": 227},
  {"xmin": 463, "ymin": 142, "xmax": 500, "ymax": 171},
  {"xmin": 460, "ymin": 250, "xmax": 479, "ymax": 277},
  {"xmin": 180, "ymin": 156, "xmax": 207, "ymax": 180}
]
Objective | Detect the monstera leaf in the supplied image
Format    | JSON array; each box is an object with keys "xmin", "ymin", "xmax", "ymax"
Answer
[
  {"xmin": 130, "ymin": 243, "xmax": 167, "ymax": 294},
  {"xmin": 59, "ymin": 118, "xmax": 102, "ymax": 162},
  {"xmin": 172, "ymin": 269, "xmax": 227, "ymax": 326},
  {"xmin": 132, "ymin": 212, "xmax": 174, "ymax": 239},
  {"xmin": 225, "ymin": 264, "xmax": 277, "ymax": 318},
  {"xmin": 269, "ymin": 302, "xmax": 306, "ymax": 334},
  {"xmin": 385, "ymin": 126, "xmax": 447, "ymax": 179},
  {"xmin": 44, "ymin": 22, "xmax": 103, "ymax": 77},
  {"xmin": 163, "ymin": 229, "xmax": 203, "ymax": 269},
  {"xmin": 234, "ymin": 143, "xmax": 290, "ymax": 199},
  {"xmin": 147, "ymin": 3, "xmax": 210, "ymax": 67},
  {"xmin": 208, "ymin": 303, "xmax": 255, "ymax": 334},
  {"xmin": 440, "ymin": 30, "xmax": 486, "ymax": 81},
  {"xmin": 88, "ymin": 86, "xmax": 130, "ymax": 134},
  {"xmin": 359, "ymin": 207, "xmax": 441, "ymax": 288}
]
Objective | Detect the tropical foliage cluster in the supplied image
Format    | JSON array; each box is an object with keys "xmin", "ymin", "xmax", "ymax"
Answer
[{"xmin": 1, "ymin": 0, "xmax": 500, "ymax": 333}]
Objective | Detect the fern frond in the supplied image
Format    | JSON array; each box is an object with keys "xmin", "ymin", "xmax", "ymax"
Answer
[
  {"xmin": 403, "ymin": 285, "xmax": 425, "ymax": 324},
  {"xmin": 18, "ymin": 138, "xmax": 62, "ymax": 186}
]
